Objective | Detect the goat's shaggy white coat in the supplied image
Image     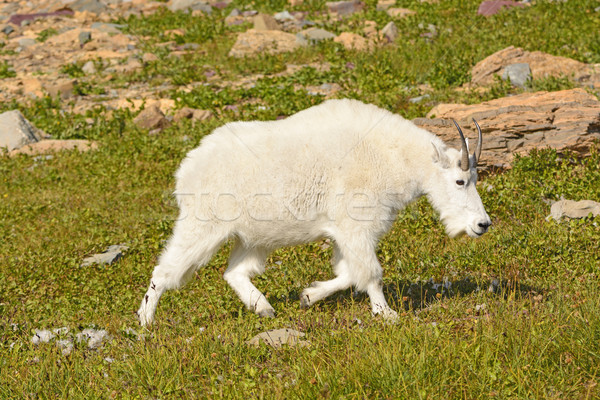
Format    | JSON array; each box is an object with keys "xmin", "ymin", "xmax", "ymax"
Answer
[{"xmin": 137, "ymin": 99, "xmax": 491, "ymax": 326}]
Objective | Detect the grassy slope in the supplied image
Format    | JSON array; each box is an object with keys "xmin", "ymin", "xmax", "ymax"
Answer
[{"xmin": 1, "ymin": 0, "xmax": 600, "ymax": 398}]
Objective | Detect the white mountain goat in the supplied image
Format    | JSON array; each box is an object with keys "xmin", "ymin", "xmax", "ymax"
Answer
[{"xmin": 137, "ymin": 99, "xmax": 491, "ymax": 326}]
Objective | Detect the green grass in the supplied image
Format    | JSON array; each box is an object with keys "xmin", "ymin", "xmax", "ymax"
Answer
[{"xmin": 1, "ymin": 0, "xmax": 600, "ymax": 398}]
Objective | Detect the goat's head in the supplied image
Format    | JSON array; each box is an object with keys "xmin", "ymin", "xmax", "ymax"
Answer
[{"xmin": 428, "ymin": 119, "xmax": 492, "ymax": 238}]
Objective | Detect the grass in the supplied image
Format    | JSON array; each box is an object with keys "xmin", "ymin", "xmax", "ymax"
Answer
[{"xmin": 1, "ymin": 0, "xmax": 600, "ymax": 398}]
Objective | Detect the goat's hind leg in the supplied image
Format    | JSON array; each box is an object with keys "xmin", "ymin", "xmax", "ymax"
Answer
[
  {"xmin": 137, "ymin": 226, "xmax": 225, "ymax": 327},
  {"xmin": 223, "ymin": 240, "xmax": 274, "ymax": 317}
]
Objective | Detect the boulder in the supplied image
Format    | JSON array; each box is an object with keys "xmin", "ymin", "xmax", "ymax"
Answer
[
  {"xmin": 296, "ymin": 28, "xmax": 336, "ymax": 45},
  {"xmin": 471, "ymin": 46, "xmax": 591, "ymax": 86},
  {"xmin": 334, "ymin": 32, "xmax": 368, "ymax": 51},
  {"xmin": 548, "ymin": 199, "xmax": 600, "ymax": 221},
  {"xmin": 229, "ymin": 29, "xmax": 299, "ymax": 57},
  {"xmin": 381, "ymin": 21, "xmax": 398, "ymax": 42},
  {"xmin": 0, "ymin": 110, "xmax": 42, "ymax": 152},
  {"xmin": 133, "ymin": 104, "xmax": 170, "ymax": 130},
  {"xmin": 413, "ymin": 89, "xmax": 600, "ymax": 170},
  {"xmin": 253, "ymin": 13, "xmax": 280, "ymax": 31}
]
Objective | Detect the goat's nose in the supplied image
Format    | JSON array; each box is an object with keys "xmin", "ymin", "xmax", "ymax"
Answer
[{"xmin": 478, "ymin": 221, "xmax": 491, "ymax": 231}]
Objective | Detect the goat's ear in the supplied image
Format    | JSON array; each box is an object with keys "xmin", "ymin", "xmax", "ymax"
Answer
[{"xmin": 431, "ymin": 142, "xmax": 450, "ymax": 168}]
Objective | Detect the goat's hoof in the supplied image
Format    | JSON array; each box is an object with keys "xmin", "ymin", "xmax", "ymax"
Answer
[
  {"xmin": 299, "ymin": 292, "xmax": 311, "ymax": 309},
  {"xmin": 257, "ymin": 308, "xmax": 275, "ymax": 318}
]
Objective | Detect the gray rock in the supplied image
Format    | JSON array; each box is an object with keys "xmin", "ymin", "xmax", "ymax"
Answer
[
  {"xmin": 548, "ymin": 199, "xmax": 600, "ymax": 221},
  {"xmin": 1, "ymin": 24, "xmax": 14, "ymax": 35},
  {"xmin": 81, "ymin": 244, "xmax": 129, "ymax": 267},
  {"xmin": 31, "ymin": 329, "xmax": 56, "ymax": 344},
  {"xmin": 56, "ymin": 339, "xmax": 73, "ymax": 356},
  {"xmin": 69, "ymin": 0, "xmax": 107, "ymax": 14},
  {"xmin": 82, "ymin": 61, "xmax": 97, "ymax": 74},
  {"xmin": 409, "ymin": 94, "xmax": 430, "ymax": 103},
  {"xmin": 274, "ymin": 11, "xmax": 295, "ymax": 21},
  {"xmin": 168, "ymin": 0, "xmax": 212, "ymax": 14},
  {"xmin": 246, "ymin": 328, "xmax": 310, "ymax": 348},
  {"xmin": 502, "ymin": 62, "xmax": 532, "ymax": 88},
  {"xmin": 18, "ymin": 37, "xmax": 37, "ymax": 48},
  {"xmin": 0, "ymin": 110, "xmax": 41, "ymax": 152},
  {"xmin": 78, "ymin": 31, "xmax": 91, "ymax": 46},
  {"xmin": 296, "ymin": 28, "xmax": 336, "ymax": 45},
  {"xmin": 228, "ymin": 8, "xmax": 240, "ymax": 17},
  {"xmin": 381, "ymin": 21, "xmax": 398, "ymax": 42},
  {"xmin": 76, "ymin": 328, "xmax": 110, "ymax": 349}
]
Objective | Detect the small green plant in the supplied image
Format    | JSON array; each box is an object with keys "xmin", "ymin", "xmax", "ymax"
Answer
[
  {"xmin": 0, "ymin": 61, "xmax": 15, "ymax": 78},
  {"xmin": 37, "ymin": 28, "xmax": 58, "ymax": 42}
]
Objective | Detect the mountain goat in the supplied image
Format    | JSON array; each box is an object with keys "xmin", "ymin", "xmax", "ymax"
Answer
[{"xmin": 137, "ymin": 99, "xmax": 491, "ymax": 326}]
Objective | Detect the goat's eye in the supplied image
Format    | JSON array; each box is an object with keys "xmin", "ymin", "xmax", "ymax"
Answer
[{"xmin": 456, "ymin": 180, "xmax": 465, "ymax": 186}]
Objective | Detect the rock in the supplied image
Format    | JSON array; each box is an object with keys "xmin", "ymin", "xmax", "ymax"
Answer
[
  {"xmin": 78, "ymin": 31, "xmax": 92, "ymax": 46},
  {"xmin": 502, "ymin": 63, "xmax": 531, "ymax": 87},
  {"xmin": 21, "ymin": 78, "xmax": 43, "ymax": 97},
  {"xmin": 387, "ymin": 7, "xmax": 416, "ymax": 18},
  {"xmin": 68, "ymin": 0, "xmax": 108, "ymax": 14},
  {"xmin": 381, "ymin": 21, "xmax": 398, "ymax": 42},
  {"xmin": 174, "ymin": 107, "xmax": 214, "ymax": 122},
  {"xmin": 229, "ymin": 29, "xmax": 299, "ymax": 57},
  {"xmin": 246, "ymin": 328, "xmax": 310, "ymax": 348},
  {"xmin": 471, "ymin": 46, "xmax": 591, "ymax": 86},
  {"xmin": 376, "ymin": 0, "xmax": 396, "ymax": 11},
  {"xmin": 76, "ymin": 328, "xmax": 110, "ymax": 349},
  {"xmin": 253, "ymin": 13, "xmax": 280, "ymax": 31},
  {"xmin": 0, "ymin": 110, "xmax": 42, "ymax": 152},
  {"xmin": 296, "ymin": 28, "xmax": 336, "ymax": 45},
  {"xmin": 133, "ymin": 104, "xmax": 170, "ymax": 130},
  {"xmin": 56, "ymin": 339, "xmax": 74, "ymax": 356},
  {"xmin": 18, "ymin": 37, "xmax": 37, "ymax": 48},
  {"xmin": 334, "ymin": 32, "xmax": 368, "ymax": 51},
  {"xmin": 9, "ymin": 139, "xmax": 98, "ymax": 156},
  {"xmin": 2, "ymin": 25, "xmax": 15, "ymax": 35},
  {"xmin": 31, "ymin": 329, "xmax": 56, "ymax": 344},
  {"xmin": 326, "ymin": 0, "xmax": 364, "ymax": 16},
  {"xmin": 363, "ymin": 20, "xmax": 378, "ymax": 38},
  {"xmin": 168, "ymin": 0, "xmax": 212, "ymax": 14},
  {"xmin": 81, "ymin": 60, "xmax": 97, "ymax": 74},
  {"xmin": 81, "ymin": 244, "xmax": 129, "ymax": 267},
  {"xmin": 477, "ymin": 0, "xmax": 526, "ymax": 16},
  {"xmin": 142, "ymin": 52, "xmax": 159, "ymax": 63},
  {"xmin": 548, "ymin": 199, "xmax": 600, "ymax": 221},
  {"xmin": 44, "ymin": 79, "xmax": 77, "ymax": 99},
  {"xmin": 273, "ymin": 11, "xmax": 295, "ymax": 21},
  {"xmin": 413, "ymin": 89, "xmax": 600, "ymax": 170},
  {"xmin": 7, "ymin": 9, "xmax": 74, "ymax": 25}
]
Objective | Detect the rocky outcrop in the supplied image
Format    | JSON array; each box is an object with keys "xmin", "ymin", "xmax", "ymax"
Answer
[
  {"xmin": 413, "ymin": 89, "xmax": 600, "ymax": 170},
  {"xmin": 471, "ymin": 46, "xmax": 594, "ymax": 86}
]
